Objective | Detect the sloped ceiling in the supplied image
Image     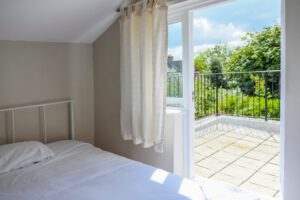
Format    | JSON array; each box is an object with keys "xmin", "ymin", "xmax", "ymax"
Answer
[{"xmin": 0, "ymin": 0, "xmax": 124, "ymax": 44}]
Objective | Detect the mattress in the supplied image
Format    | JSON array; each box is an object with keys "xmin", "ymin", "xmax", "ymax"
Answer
[{"xmin": 0, "ymin": 140, "xmax": 206, "ymax": 200}]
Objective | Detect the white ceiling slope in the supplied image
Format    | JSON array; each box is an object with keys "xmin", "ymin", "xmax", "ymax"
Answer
[{"xmin": 0, "ymin": 0, "xmax": 123, "ymax": 44}]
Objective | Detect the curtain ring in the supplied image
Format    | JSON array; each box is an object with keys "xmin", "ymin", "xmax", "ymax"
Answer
[
  {"xmin": 120, "ymin": 8, "xmax": 125, "ymax": 18},
  {"xmin": 153, "ymin": 0, "xmax": 157, "ymax": 7},
  {"xmin": 158, "ymin": 0, "xmax": 167, "ymax": 8}
]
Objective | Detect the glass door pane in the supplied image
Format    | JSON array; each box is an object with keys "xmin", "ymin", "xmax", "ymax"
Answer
[{"xmin": 167, "ymin": 22, "xmax": 183, "ymax": 108}]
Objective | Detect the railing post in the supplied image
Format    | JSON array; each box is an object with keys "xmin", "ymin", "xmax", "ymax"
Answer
[
  {"xmin": 216, "ymin": 75, "xmax": 219, "ymax": 116},
  {"xmin": 265, "ymin": 73, "xmax": 268, "ymax": 121}
]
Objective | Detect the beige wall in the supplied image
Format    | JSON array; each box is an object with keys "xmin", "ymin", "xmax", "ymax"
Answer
[
  {"xmin": 0, "ymin": 40, "xmax": 94, "ymax": 144},
  {"xmin": 93, "ymin": 21, "xmax": 184, "ymax": 172}
]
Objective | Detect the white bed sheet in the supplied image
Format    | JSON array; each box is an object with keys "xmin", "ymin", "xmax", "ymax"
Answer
[{"xmin": 0, "ymin": 140, "xmax": 206, "ymax": 200}]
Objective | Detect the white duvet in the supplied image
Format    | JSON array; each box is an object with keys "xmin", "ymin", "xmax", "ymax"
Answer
[{"xmin": 0, "ymin": 140, "xmax": 206, "ymax": 200}]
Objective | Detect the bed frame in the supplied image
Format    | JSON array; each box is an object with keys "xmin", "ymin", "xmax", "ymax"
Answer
[{"xmin": 0, "ymin": 100, "xmax": 75, "ymax": 144}]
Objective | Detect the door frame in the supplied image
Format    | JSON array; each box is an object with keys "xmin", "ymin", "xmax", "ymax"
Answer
[
  {"xmin": 169, "ymin": 0, "xmax": 285, "ymax": 199},
  {"xmin": 168, "ymin": 8, "xmax": 195, "ymax": 178},
  {"xmin": 169, "ymin": 0, "xmax": 269, "ymax": 179},
  {"xmin": 168, "ymin": 0, "xmax": 234, "ymax": 179}
]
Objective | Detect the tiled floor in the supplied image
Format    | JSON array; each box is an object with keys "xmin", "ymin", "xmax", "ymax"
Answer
[{"xmin": 195, "ymin": 123, "xmax": 280, "ymax": 199}]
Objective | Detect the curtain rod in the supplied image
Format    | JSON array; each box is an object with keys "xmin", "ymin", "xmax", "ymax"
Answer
[{"xmin": 116, "ymin": 0, "xmax": 186, "ymax": 12}]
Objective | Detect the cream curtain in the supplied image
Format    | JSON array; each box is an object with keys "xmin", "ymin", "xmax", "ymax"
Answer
[{"xmin": 120, "ymin": 0, "xmax": 168, "ymax": 152}]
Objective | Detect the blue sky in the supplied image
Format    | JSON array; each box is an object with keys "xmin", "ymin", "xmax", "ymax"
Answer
[{"xmin": 168, "ymin": 0, "xmax": 281, "ymax": 60}]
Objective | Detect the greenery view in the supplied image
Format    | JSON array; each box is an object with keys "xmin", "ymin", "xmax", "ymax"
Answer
[{"xmin": 168, "ymin": 25, "xmax": 281, "ymax": 120}]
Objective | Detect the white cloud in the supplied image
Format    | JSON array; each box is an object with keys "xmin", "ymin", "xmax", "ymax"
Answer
[
  {"xmin": 227, "ymin": 39, "xmax": 244, "ymax": 47},
  {"xmin": 276, "ymin": 18, "xmax": 281, "ymax": 25},
  {"xmin": 193, "ymin": 18, "xmax": 246, "ymax": 44},
  {"xmin": 170, "ymin": 40, "xmax": 245, "ymax": 60},
  {"xmin": 194, "ymin": 39, "xmax": 245, "ymax": 57},
  {"xmin": 194, "ymin": 44, "xmax": 215, "ymax": 53},
  {"xmin": 169, "ymin": 18, "xmax": 247, "ymax": 60},
  {"xmin": 168, "ymin": 46, "xmax": 182, "ymax": 61}
]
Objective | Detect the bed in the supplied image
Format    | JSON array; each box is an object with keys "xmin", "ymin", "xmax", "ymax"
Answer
[
  {"xmin": 0, "ymin": 140, "xmax": 206, "ymax": 200},
  {"xmin": 0, "ymin": 100, "xmax": 206, "ymax": 200}
]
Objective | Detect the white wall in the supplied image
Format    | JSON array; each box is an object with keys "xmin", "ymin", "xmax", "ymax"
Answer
[
  {"xmin": 0, "ymin": 40, "xmax": 94, "ymax": 144},
  {"xmin": 282, "ymin": 0, "xmax": 300, "ymax": 199}
]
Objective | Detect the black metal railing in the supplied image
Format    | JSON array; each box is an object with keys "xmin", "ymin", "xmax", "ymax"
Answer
[
  {"xmin": 167, "ymin": 72, "xmax": 183, "ymax": 98},
  {"xmin": 167, "ymin": 70, "xmax": 281, "ymax": 121}
]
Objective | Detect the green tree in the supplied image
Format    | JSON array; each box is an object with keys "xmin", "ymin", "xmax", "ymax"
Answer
[
  {"xmin": 227, "ymin": 25, "xmax": 281, "ymax": 72},
  {"xmin": 194, "ymin": 51, "xmax": 209, "ymax": 73},
  {"xmin": 227, "ymin": 25, "xmax": 281, "ymax": 96},
  {"xmin": 194, "ymin": 25, "xmax": 280, "ymax": 73},
  {"xmin": 194, "ymin": 44, "xmax": 231, "ymax": 73},
  {"xmin": 194, "ymin": 25, "xmax": 281, "ymax": 96}
]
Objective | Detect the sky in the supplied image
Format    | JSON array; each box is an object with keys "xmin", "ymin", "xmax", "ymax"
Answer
[{"xmin": 168, "ymin": 0, "xmax": 281, "ymax": 61}]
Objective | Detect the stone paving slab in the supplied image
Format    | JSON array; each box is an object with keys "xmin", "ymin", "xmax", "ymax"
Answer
[
  {"xmin": 210, "ymin": 172, "xmax": 243, "ymax": 186},
  {"xmin": 211, "ymin": 151, "xmax": 240, "ymax": 163},
  {"xmin": 233, "ymin": 157, "xmax": 265, "ymax": 170},
  {"xmin": 194, "ymin": 123, "xmax": 280, "ymax": 199}
]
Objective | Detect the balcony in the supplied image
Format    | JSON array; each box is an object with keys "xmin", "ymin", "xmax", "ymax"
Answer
[{"xmin": 168, "ymin": 71, "xmax": 281, "ymax": 199}]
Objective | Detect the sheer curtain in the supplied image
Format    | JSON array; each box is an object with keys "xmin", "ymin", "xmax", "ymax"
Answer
[{"xmin": 120, "ymin": 0, "xmax": 168, "ymax": 152}]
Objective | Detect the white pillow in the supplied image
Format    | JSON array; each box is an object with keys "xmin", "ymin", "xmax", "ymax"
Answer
[{"xmin": 0, "ymin": 141, "xmax": 54, "ymax": 174}]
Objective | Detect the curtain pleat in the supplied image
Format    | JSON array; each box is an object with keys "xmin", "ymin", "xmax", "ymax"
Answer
[
  {"xmin": 120, "ymin": 12, "xmax": 132, "ymax": 141},
  {"xmin": 129, "ymin": 6, "xmax": 143, "ymax": 144},
  {"xmin": 141, "ymin": 1, "xmax": 154, "ymax": 148},
  {"xmin": 152, "ymin": 1, "xmax": 168, "ymax": 152}
]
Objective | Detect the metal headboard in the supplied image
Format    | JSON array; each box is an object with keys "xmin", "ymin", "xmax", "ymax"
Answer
[{"xmin": 0, "ymin": 100, "xmax": 75, "ymax": 144}]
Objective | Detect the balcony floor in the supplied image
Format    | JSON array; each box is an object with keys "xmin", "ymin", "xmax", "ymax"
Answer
[{"xmin": 194, "ymin": 122, "xmax": 280, "ymax": 199}]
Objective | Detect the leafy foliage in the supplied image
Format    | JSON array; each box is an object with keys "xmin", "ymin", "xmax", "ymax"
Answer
[
  {"xmin": 226, "ymin": 25, "xmax": 281, "ymax": 72},
  {"xmin": 194, "ymin": 44, "xmax": 231, "ymax": 73},
  {"xmin": 194, "ymin": 78, "xmax": 280, "ymax": 120}
]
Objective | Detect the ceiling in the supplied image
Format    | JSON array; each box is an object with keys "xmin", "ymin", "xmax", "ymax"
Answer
[{"xmin": 0, "ymin": 0, "xmax": 124, "ymax": 44}]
